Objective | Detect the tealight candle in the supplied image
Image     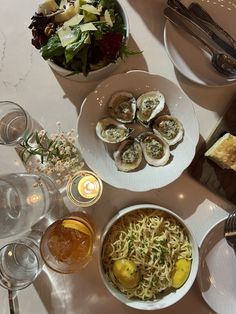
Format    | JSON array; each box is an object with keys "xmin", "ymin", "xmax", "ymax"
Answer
[{"xmin": 66, "ymin": 170, "xmax": 103, "ymax": 207}]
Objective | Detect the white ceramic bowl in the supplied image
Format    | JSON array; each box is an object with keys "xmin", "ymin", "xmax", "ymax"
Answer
[
  {"xmin": 48, "ymin": 0, "xmax": 129, "ymax": 82},
  {"xmin": 99, "ymin": 204, "xmax": 199, "ymax": 310}
]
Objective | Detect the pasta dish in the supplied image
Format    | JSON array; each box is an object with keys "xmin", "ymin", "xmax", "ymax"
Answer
[{"xmin": 101, "ymin": 208, "xmax": 192, "ymax": 300}]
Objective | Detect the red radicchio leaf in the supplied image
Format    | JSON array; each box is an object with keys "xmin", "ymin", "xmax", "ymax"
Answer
[{"xmin": 98, "ymin": 32, "xmax": 123, "ymax": 61}]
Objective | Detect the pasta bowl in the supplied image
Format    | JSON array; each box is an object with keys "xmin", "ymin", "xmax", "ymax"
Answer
[{"xmin": 98, "ymin": 204, "xmax": 199, "ymax": 310}]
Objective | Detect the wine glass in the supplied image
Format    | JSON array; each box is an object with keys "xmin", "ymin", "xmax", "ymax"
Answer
[{"xmin": 0, "ymin": 231, "xmax": 43, "ymax": 314}]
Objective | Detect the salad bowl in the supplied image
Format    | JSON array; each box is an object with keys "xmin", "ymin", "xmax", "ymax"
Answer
[{"xmin": 29, "ymin": 0, "xmax": 129, "ymax": 81}]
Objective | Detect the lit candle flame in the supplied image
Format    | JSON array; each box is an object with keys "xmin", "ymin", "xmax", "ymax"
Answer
[
  {"xmin": 26, "ymin": 193, "xmax": 40, "ymax": 205},
  {"xmin": 78, "ymin": 175, "xmax": 99, "ymax": 199}
]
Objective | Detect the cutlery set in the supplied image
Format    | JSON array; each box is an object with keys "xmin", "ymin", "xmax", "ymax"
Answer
[{"xmin": 165, "ymin": 0, "xmax": 236, "ymax": 79}]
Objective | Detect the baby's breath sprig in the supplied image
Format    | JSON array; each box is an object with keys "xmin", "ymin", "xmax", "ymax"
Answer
[{"xmin": 19, "ymin": 123, "xmax": 84, "ymax": 187}]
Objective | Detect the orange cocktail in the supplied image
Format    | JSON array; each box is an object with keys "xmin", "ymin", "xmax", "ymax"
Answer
[{"xmin": 40, "ymin": 215, "xmax": 94, "ymax": 274}]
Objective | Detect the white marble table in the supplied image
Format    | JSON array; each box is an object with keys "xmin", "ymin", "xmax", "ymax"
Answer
[{"xmin": 0, "ymin": 0, "xmax": 236, "ymax": 313}]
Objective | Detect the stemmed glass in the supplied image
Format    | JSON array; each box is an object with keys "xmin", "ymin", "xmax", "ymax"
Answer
[{"xmin": 0, "ymin": 231, "xmax": 43, "ymax": 314}]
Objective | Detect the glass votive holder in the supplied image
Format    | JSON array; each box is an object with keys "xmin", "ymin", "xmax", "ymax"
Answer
[
  {"xmin": 0, "ymin": 101, "xmax": 34, "ymax": 146},
  {"xmin": 66, "ymin": 170, "xmax": 103, "ymax": 207},
  {"xmin": 40, "ymin": 213, "xmax": 95, "ymax": 274}
]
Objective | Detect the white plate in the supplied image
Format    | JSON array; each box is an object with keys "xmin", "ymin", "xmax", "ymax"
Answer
[
  {"xmin": 164, "ymin": 0, "xmax": 236, "ymax": 86},
  {"xmin": 197, "ymin": 217, "xmax": 236, "ymax": 314},
  {"xmin": 77, "ymin": 70, "xmax": 199, "ymax": 191}
]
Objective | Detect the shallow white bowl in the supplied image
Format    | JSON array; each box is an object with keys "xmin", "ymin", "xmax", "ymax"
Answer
[
  {"xmin": 77, "ymin": 70, "xmax": 199, "ymax": 191},
  {"xmin": 48, "ymin": 0, "xmax": 129, "ymax": 82},
  {"xmin": 98, "ymin": 203, "xmax": 199, "ymax": 310}
]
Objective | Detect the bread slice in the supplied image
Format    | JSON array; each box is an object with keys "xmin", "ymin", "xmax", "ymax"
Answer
[{"xmin": 205, "ymin": 133, "xmax": 236, "ymax": 171}]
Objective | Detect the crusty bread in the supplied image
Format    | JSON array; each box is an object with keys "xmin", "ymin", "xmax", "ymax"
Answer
[{"xmin": 205, "ymin": 133, "xmax": 236, "ymax": 171}]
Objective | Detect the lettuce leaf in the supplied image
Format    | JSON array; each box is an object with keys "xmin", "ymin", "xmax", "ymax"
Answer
[
  {"xmin": 65, "ymin": 31, "xmax": 89, "ymax": 63},
  {"xmin": 41, "ymin": 34, "xmax": 64, "ymax": 60}
]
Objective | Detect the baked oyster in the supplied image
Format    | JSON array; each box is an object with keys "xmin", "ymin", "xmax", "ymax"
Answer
[
  {"xmin": 138, "ymin": 132, "xmax": 170, "ymax": 166},
  {"xmin": 108, "ymin": 91, "xmax": 136, "ymax": 124},
  {"xmin": 113, "ymin": 138, "xmax": 143, "ymax": 172},
  {"xmin": 136, "ymin": 91, "xmax": 165, "ymax": 126},
  {"xmin": 152, "ymin": 115, "xmax": 184, "ymax": 146},
  {"xmin": 96, "ymin": 118, "xmax": 134, "ymax": 144}
]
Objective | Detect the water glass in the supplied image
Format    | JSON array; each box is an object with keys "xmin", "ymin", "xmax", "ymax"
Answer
[
  {"xmin": 0, "ymin": 101, "xmax": 34, "ymax": 146},
  {"xmin": 0, "ymin": 173, "xmax": 58, "ymax": 239},
  {"xmin": 0, "ymin": 232, "xmax": 43, "ymax": 290},
  {"xmin": 40, "ymin": 213, "xmax": 95, "ymax": 274}
]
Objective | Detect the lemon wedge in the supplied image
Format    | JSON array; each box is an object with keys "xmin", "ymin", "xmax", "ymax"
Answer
[
  {"xmin": 172, "ymin": 259, "xmax": 191, "ymax": 288},
  {"xmin": 113, "ymin": 259, "xmax": 140, "ymax": 289},
  {"xmin": 62, "ymin": 219, "xmax": 92, "ymax": 236}
]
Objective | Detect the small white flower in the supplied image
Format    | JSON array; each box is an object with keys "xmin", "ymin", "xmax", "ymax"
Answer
[{"xmin": 38, "ymin": 130, "xmax": 46, "ymax": 137}]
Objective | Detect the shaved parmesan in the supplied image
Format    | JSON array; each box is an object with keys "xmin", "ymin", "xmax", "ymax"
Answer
[
  {"xmin": 104, "ymin": 10, "xmax": 113, "ymax": 27},
  {"xmin": 64, "ymin": 14, "xmax": 84, "ymax": 26},
  {"xmin": 81, "ymin": 4, "xmax": 101, "ymax": 15},
  {"xmin": 57, "ymin": 26, "xmax": 77, "ymax": 47},
  {"xmin": 80, "ymin": 22, "xmax": 97, "ymax": 32}
]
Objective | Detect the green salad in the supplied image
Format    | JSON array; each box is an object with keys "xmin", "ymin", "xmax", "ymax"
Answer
[{"xmin": 29, "ymin": 0, "xmax": 132, "ymax": 76}]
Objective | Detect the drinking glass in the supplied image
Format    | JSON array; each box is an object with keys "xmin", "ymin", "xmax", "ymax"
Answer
[
  {"xmin": 0, "ymin": 173, "xmax": 58, "ymax": 239},
  {"xmin": 40, "ymin": 213, "xmax": 95, "ymax": 274},
  {"xmin": 0, "ymin": 232, "xmax": 43, "ymax": 291},
  {"xmin": 0, "ymin": 101, "xmax": 34, "ymax": 146}
]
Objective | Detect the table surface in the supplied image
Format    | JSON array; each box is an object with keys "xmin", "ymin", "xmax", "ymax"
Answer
[{"xmin": 0, "ymin": 0, "xmax": 236, "ymax": 313}]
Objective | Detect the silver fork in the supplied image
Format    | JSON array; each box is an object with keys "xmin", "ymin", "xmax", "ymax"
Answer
[{"xmin": 224, "ymin": 210, "xmax": 236, "ymax": 252}]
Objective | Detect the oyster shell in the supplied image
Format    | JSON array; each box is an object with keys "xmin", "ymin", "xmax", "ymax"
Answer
[
  {"xmin": 136, "ymin": 91, "xmax": 165, "ymax": 126},
  {"xmin": 96, "ymin": 118, "xmax": 134, "ymax": 143},
  {"xmin": 152, "ymin": 115, "xmax": 184, "ymax": 146},
  {"xmin": 108, "ymin": 91, "xmax": 136, "ymax": 123},
  {"xmin": 113, "ymin": 139, "xmax": 143, "ymax": 172},
  {"xmin": 139, "ymin": 132, "xmax": 170, "ymax": 166}
]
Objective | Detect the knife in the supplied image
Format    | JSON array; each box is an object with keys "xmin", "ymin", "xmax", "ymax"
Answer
[
  {"xmin": 189, "ymin": 2, "xmax": 236, "ymax": 50},
  {"xmin": 167, "ymin": 0, "xmax": 236, "ymax": 60}
]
